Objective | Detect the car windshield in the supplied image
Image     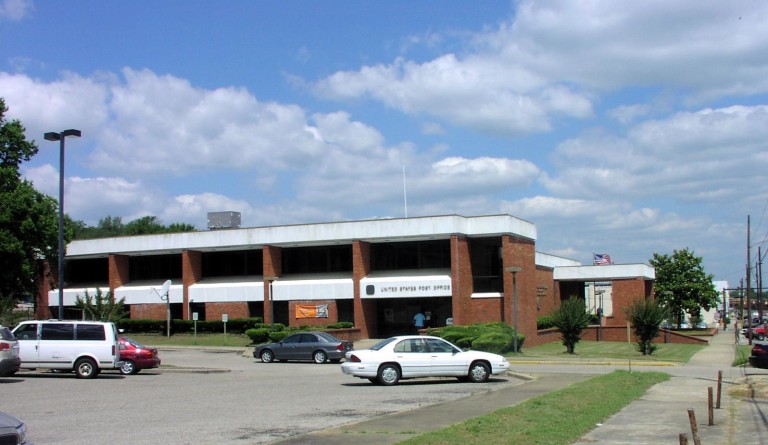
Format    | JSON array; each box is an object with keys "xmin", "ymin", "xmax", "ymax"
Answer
[
  {"xmin": 370, "ymin": 337, "xmax": 398, "ymax": 350},
  {"xmin": 123, "ymin": 338, "xmax": 146, "ymax": 348}
]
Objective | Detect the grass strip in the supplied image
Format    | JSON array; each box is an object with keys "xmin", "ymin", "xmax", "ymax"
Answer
[
  {"xmin": 398, "ymin": 370, "xmax": 669, "ymax": 445},
  {"xmin": 518, "ymin": 340, "xmax": 704, "ymax": 362}
]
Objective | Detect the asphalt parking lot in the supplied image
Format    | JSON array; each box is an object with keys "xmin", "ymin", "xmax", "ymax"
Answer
[{"xmin": 1, "ymin": 348, "xmax": 521, "ymax": 445}]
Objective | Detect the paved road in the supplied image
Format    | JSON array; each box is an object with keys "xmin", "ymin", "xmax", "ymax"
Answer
[{"xmin": 0, "ymin": 348, "xmax": 523, "ymax": 444}]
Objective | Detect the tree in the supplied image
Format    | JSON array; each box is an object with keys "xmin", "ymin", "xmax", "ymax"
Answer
[
  {"xmin": 0, "ymin": 98, "xmax": 60, "ymax": 316},
  {"xmin": 72, "ymin": 215, "xmax": 196, "ymax": 239},
  {"xmin": 551, "ymin": 296, "xmax": 593, "ymax": 354},
  {"xmin": 650, "ymin": 248, "xmax": 719, "ymax": 327},
  {"xmin": 74, "ymin": 288, "xmax": 127, "ymax": 322},
  {"xmin": 625, "ymin": 298, "xmax": 669, "ymax": 355}
]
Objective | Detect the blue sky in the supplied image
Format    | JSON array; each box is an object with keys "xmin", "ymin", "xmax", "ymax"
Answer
[{"xmin": 2, "ymin": 0, "xmax": 768, "ymax": 288}]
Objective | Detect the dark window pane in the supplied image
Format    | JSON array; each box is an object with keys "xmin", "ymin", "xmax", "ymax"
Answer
[
  {"xmin": 77, "ymin": 325, "xmax": 106, "ymax": 341},
  {"xmin": 41, "ymin": 323, "xmax": 74, "ymax": 341}
]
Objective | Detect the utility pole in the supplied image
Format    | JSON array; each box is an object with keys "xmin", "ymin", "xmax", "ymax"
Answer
[
  {"xmin": 759, "ymin": 246, "xmax": 764, "ymax": 325},
  {"xmin": 747, "ymin": 215, "xmax": 752, "ymax": 345}
]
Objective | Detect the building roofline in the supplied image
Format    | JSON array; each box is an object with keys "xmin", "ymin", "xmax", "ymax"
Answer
[{"xmin": 66, "ymin": 214, "xmax": 537, "ymax": 259}]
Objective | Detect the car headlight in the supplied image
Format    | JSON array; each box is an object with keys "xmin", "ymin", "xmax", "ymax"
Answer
[{"xmin": 17, "ymin": 421, "xmax": 28, "ymax": 444}]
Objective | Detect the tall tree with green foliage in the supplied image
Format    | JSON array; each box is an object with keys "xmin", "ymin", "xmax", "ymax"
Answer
[
  {"xmin": 72, "ymin": 214, "xmax": 196, "ymax": 239},
  {"xmin": 0, "ymin": 98, "xmax": 60, "ymax": 316},
  {"xmin": 625, "ymin": 298, "xmax": 669, "ymax": 355},
  {"xmin": 551, "ymin": 296, "xmax": 593, "ymax": 354},
  {"xmin": 650, "ymin": 248, "xmax": 719, "ymax": 328}
]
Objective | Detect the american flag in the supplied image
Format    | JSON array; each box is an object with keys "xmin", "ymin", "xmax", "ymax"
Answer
[{"xmin": 593, "ymin": 253, "xmax": 613, "ymax": 265}]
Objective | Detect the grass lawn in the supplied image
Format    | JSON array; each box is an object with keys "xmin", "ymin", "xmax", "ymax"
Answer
[
  {"xmin": 398, "ymin": 370, "xmax": 670, "ymax": 445},
  {"xmin": 125, "ymin": 332, "xmax": 252, "ymax": 348},
  {"xmin": 516, "ymin": 340, "xmax": 704, "ymax": 363}
]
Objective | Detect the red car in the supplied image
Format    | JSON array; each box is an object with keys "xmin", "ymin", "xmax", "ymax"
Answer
[
  {"xmin": 749, "ymin": 343, "xmax": 768, "ymax": 369},
  {"xmin": 118, "ymin": 337, "xmax": 161, "ymax": 375}
]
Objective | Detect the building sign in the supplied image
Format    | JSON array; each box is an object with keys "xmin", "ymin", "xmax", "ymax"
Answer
[{"xmin": 362, "ymin": 276, "xmax": 452, "ymax": 299}]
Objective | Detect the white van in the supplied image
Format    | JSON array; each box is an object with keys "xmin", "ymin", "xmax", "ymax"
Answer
[{"xmin": 12, "ymin": 320, "xmax": 122, "ymax": 379}]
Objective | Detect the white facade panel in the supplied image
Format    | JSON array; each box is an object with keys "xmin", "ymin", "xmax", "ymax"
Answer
[
  {"xmin": 553, "ymin": 264, "xmax": 655, "ymax": 281},
  {"xmin": 271, "ymin": 278, "xmax": 354, "ymax": 301},
  {"xmin": 189, "ymin": 282, "xmax": 264, "ymax": 303},
  {"xmin": 48, "ymin": 287, "xmax": 102, "ymax": 306},
  {"xmin": 114, "ymin": 284, "xmax": 184, "ymax": 305}
]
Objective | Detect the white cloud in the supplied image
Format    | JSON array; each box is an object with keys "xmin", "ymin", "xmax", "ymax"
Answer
[
  {"xmin": 0, "ymin": 0, "xmax": 32, "ymax": 21},
  {"xmin": 309, "ymin": 1, "xmax": 768, "ymax": 137}
]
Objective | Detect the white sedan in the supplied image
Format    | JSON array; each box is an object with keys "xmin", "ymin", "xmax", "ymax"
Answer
[{"xmin": 341, "ymin": 335, "xmax": 510, "ymax": 385}]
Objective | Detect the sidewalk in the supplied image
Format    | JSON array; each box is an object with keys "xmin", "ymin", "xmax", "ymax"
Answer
[
  {"xmin": 579, "ymin": 329, "xmax": 768, "ymax": 444},
  {"xmin": 275, "ymin": 330, "xmax": 768, "ymax": 444}
]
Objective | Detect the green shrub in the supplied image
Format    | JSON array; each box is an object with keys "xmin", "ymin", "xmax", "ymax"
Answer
[
  {"xmin": 537, "ymin": 315, "xmax": 556, "ymax": 330},
  {"xmin": 245, "ymin": 328, "xmax": 271, "ymax": 344},
  {"xmin": 625, "ymin": 298, "xmax": 669, "ymax": 356},
  {"xmin": 473, "ymin": 332, "xmax": 513, "ymax": 355},
  {"xmin": 551, "ymin": 296, "xmax": 592, "ymax": 354},
  {"xmin": 431, "ymin": 322, "xmax": 523, "ymax": 354},
  {"xmin": 268, "ymin": 330, "xmax": 290, "ymax": 342}
]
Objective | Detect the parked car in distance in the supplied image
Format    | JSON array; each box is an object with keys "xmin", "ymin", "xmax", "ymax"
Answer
[
  {"xmin": 677, "ymin": 321, "xmax": 692, "ymax": 330},
  {"xmin": 254, "ymin": 332, "xmax": 353, "ymax": 364},
  {"xmin": 118, "ymin": 337, "xmax": 161, "ymax": 375},
  {"xmin": 749, "ymin": 343, "xmax": 768, "ymax": 369},
  {"xmin": 341, "ymin": 335, "xmax": 510, "ymax": 386},
  {"xmin": 742, "ymin": 325, "xmax": 766, "ymax": 341},
  {"xmin": 0, "ymin": 411, "xmax": 30, "ymax": 444},
  {"xmin": 694, "ymin": 321, "xmax": 708, "ymax": 330},
  {"xmin": 0, "ymin": 325, "xmax": 21, "ymax": 377}
]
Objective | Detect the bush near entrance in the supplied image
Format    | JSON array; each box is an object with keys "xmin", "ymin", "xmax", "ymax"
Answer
[{"xmin": 430, "ymin": 322, "xmax": 525, "ymax": 354}]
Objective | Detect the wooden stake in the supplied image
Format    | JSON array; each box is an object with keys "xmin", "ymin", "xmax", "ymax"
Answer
[
  {"xmin": 679, "ymin": 433, "xmax": 689, "ymax": 445},
  {"xmin": 688, "ymin": 409, "xmax": 701, "ymax": 445},
  {"xmin": 708, "ymin": 387, "xmax": 714, "ymax": 426},
  {"xmin": 716, "ymin": 370, "xmax": 722, "ymax": 409}
]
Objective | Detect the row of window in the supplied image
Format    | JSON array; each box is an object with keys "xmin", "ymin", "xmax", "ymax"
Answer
[{"xmin": 14, "ymin": 323, "xmax": 107, "ymax": 341}]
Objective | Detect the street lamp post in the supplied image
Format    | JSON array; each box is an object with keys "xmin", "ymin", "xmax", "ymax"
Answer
[
  {"xmin": 505, "ymin": 266, "xmax": 523, "ymax": 353},
  {"xmin": 44, "ymin": 129, "xmax": 81, "ymax": 320}
]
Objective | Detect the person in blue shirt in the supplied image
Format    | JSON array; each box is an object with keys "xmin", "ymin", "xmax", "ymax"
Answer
[{"xmin": 413, "ymin": 310, "xmax": 426, "ymax": 330}]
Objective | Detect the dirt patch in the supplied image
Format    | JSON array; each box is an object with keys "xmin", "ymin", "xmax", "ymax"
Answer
[{"xmin": 728, "ymin": 375, "xmax": 768, "ymax": 399}]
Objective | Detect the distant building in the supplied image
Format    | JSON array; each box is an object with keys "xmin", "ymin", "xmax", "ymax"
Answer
[{"xmin": 37, "ymin": 214, "xmax": 654, "ymax": 346}]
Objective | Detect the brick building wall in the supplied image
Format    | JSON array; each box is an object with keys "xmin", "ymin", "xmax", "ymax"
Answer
[
  {"xmin": 353, "ymin": 240, "xmax": 375, "ymax": 338},
  {"xmin": 206, "ymin": 302, "xmax": 250, "ymax": 321},
  {"xmin": 182, "ymin": 250, "xmax": 202, "ymax": 320},
  {"xmin": 450, "ymin": 235, "xmax": 473, "ymax": 325},
  {"xmin": 263, "ymin": 245, "xmax": 282, "ymax": 325},
  {"xmin": 502, "ymin": 235, "xmax": 537, "ymax": 342}
]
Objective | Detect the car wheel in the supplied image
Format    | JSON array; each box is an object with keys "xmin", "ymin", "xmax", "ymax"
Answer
[
  {"xmin": 75, "ymin": 358, "xmax": 99, "ymax": 379},
  {"xmin": 758, "ymin": 333, "xmax": 766, "ymax": 341},
  {"xmin": 260, "ymin": 349, "xmax": 274, "ymax": 363},
  {"xmin": 468, "ymin": 361, "xmax": 490, "ymax": 383},
  {"xmin": 120, "ymin": 360, "xmax": 137, "ymax": 375},
  {"xmin": 313, "ymin": 350, "xmax": 328, "ymax": 364},
  {"xmin": 377, "ymin": 364, "xmax": 401, "ymax": 386}
]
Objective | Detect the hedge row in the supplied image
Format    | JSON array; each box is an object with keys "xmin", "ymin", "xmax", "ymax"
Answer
[
  {"xmin": 245, "ymin": 322, "xmax": 354, "ymax": 344},
  {"xmin": 116, "ymin": 317, "xmax": 265, "ymax": 335}
]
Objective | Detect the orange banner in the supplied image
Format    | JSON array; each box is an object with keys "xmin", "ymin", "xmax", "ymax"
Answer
[{"xmin": 296, "ymin": 304, "xmax": 328, "ymax": 319}]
